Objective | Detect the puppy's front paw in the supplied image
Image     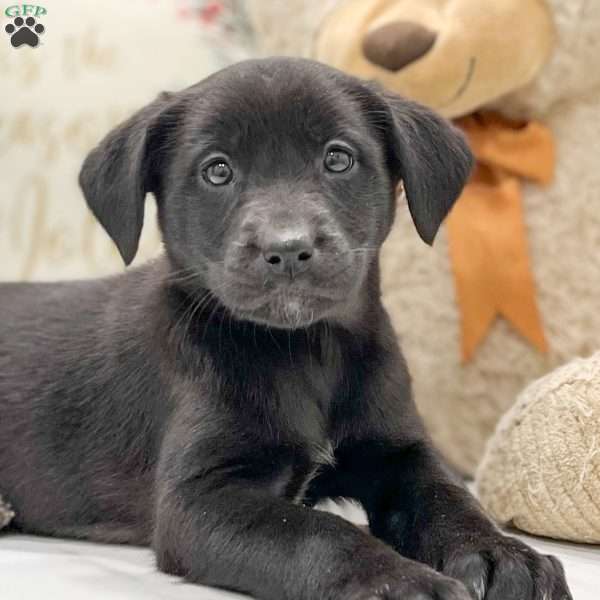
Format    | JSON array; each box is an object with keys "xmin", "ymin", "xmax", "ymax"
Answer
[
  {"xmin": 342, "ymin": 565, "xmax": 471, "ymax": 600},
  {"xmin": 442, "ymin": 535, "xmax": 572, "ymax": 600}
]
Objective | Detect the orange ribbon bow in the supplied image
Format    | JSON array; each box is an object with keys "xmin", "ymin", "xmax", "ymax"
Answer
[{"xmin": 446, "ymin": 112, "xmax": 555, "ymax": 361}]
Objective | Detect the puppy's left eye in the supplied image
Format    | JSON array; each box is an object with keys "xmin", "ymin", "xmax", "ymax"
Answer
[
  {"xmin": 203, "ymin": 160, "xmax": 233, "ymax": 185},
  {"xmin": 324, "ymin": 147, "xmax": 353, "ymax": 173}
]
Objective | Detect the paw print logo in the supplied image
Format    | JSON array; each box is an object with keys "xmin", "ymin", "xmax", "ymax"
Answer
[{"xmin": 5, "ymin": 16, "xmax": 45, "ymax": 48}]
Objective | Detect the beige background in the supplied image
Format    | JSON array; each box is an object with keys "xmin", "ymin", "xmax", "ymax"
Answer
[{"xmin": 0, "ymin": 0, "xmax": 220, "ymax": 281}]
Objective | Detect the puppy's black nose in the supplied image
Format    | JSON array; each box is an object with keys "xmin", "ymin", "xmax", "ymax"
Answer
[{"xmin": 263, "ymin": 237, "xmax": 314, "ymax": 279}]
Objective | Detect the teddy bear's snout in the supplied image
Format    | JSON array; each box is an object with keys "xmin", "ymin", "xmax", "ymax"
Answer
[{"xmin": 362, "ymin": 20, "xmax": 437, "ymax": 72}]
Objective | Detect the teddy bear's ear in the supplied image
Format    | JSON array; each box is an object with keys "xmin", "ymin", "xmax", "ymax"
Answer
[{"xmin": 372, "ymin": 88, "xmax": 473, "ymax": 244}]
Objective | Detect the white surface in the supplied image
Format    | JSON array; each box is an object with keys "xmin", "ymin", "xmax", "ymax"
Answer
[
  {"xmin": 1, "ymin": 502, "xmax": 598, "ymax": 600},
  {"xmin": 0, "ymin": 534, "xmax": 246, "ymax": 600}
]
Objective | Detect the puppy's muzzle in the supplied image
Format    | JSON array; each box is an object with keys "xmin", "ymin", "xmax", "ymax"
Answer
[{"xmin": 232, "ymin": 196, "xmax": 347, "ymax": 284}]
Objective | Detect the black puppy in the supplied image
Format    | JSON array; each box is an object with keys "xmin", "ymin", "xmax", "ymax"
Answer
[{"xmin": 0, "ymin": 58, "xmax": 570, "ymax": 600}]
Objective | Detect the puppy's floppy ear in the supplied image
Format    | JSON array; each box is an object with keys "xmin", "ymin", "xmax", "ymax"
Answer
[
  {"xmin": 79, "ymin": 91, "xmax": 177, "ymax": 265},
  {"xmin": 375, "ymin": 89, "xmax": 473, "ymax": 245}
]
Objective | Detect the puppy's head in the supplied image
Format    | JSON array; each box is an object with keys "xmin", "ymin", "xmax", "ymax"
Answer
[{"xmin": 80, "ymin": 58, "xmax": 472, "ymax": 329}]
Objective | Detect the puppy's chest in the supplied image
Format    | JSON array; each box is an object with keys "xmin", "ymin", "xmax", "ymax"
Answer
[
  {"xmin": 210, "ymin": 325, "xmax": 357, "ymax": 500},
  {"xmin": 236, "ymin": 352, "xmax": 341, "ymax": 501}
]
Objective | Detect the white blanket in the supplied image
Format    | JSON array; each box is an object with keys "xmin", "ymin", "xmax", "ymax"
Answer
[{"xmin": 1, "ymin": 503, "xmax": 598, "ymax": 600}]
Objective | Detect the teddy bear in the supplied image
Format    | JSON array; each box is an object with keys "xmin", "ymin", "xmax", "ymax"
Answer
[{"xmin": 239, "ymin": 0, "xmax": 600, "ymax": 474}]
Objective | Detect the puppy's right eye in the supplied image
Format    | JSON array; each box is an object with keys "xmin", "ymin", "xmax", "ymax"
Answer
[
  {"xmin": 324, "ymin": 147, "xmax": 354, "ymax": 173},
  {"xmin": 203, "ymin": 160, "xmax": 233, "ymax": 186}
]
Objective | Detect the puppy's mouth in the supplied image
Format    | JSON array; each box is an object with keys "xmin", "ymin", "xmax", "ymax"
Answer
[
  {"xmin": 207, "ymin": 259, "xmax": 359, "ymax": 330},
  {"xmin": 217, "ymin": 281, "xmax": 344, "ymax": 329},
  {"xmin": 208, "ymin": 238, "xmax": 368, "ymax": 329}
]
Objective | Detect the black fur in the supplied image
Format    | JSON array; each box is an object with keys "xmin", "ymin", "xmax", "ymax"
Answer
[{"xmin": 0, "ymin": 58, "xmax": 570, "ymax": 600}]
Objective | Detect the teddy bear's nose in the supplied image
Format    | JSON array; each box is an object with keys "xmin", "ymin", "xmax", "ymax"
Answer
[{"xmin": 362, "ymin": 21, "xmax": 437, "ymax": 72}]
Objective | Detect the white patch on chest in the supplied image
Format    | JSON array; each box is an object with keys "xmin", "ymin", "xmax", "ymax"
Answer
[{"xmin": 292, "ymin": 440, "xmax": 336, "ymax": 504}]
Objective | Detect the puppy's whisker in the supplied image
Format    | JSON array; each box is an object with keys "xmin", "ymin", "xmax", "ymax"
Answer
[
  {"xmin": 267, "ymin": 326, "xmax": 284, "ymax": 355},
  {"xmin": 329, "ymin": 263, "xmax": 356, "ymax": 282},
  {"xmin": 200, "ymin": 294, "xmax": 228, "ymax": 345},
  {"xmin": 165, "ymin": 265, "xmax": 201, "ymax": 277},
  {"xmin": 164, "ymin": 267, "xmax": 204, "ymax": 285},
  {"xmin": 217, "ymin": 304, "xmax": 229, "ymax": 354},
  {"xmin": 348, "ymin": 247, "xmax": 378, "ymax": 254},
  {"xmin": 227, "ymin": 310, "xmax": 236, "ymax": 350},
  {"xmin": 287, "ymin": 330, "xmax": 294, "ymax": 367},
  {"xmin": 171, "ymin": 279, "xmax": 233, "ymax": 339},
  {"xmin": 167, "ymin": 273, "xmax": 203, "ymax": 286},
  {"xmin": 171, "ymin": 290, "xmax": 209, "ymax": 338}
]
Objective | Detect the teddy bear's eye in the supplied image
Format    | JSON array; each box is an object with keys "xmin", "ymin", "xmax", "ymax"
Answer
[
  {"xmin": 324, "ymin": 147, "xmax": 354, "ymax": 173},
  {"xmin": 203, "ymin": 160, "xmax": 233, "ymax": 186}
]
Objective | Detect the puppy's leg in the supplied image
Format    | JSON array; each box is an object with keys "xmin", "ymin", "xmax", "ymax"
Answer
[
  {"xmin": 154, "ymin": 484, "xmax": 476, "ymax": 600},
  {"xmin": 47, "ymin": 523, "xmax": 149, "ymax": 545},
  {"xmin": 316, "ymin": 346, "xmax": 573, "ymax": 600},
  {"xmin": 153, "ymin": 424, "xmax": 471, "ymax": 600},
  {"xmin": 328, "ymin": 440, "xmax": 571, "ymax": 600}
]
